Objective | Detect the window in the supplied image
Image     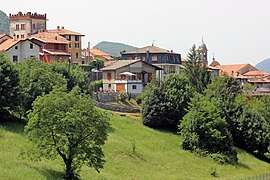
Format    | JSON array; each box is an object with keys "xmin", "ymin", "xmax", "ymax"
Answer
[
  {"xmin": 21, "ymin": 24, "xmax": 25, "ymax": 30},
  {"xmin": 69, "ymin": 43, "xmax": 72, "ymax": 48},
  {"xmin": 107, "ymin": 72, "xmax": 112, "ymax": 80},
  {"xmin": 15, "ymin": 46, "xmax": 18, "ymax": 50},
  {"xmin": 76, "ymin": 52, "xmax": 79, "ymax": 59},
  {"xmin": 75, "ymin": 43, "xmax": 80, "ymax": 48},
  {"xmin": 15, "ymin": 24, "xmax": 19, "ymax": 30},
  {"xmin": 81, "ymin": 61, "xmax": 85, "ymax": 64},
  {"xmin": 132, "ymin": 85, "xmax": 137, "ymax": 90},
  {"xmin": 152, "ymin": 55, "xmax": 158, "ymax": 61},
  {"xmin": 33, "ymin": 24, "xmax": 35, "ymax": 30},
  {"xmin": 13, "ymin": 56, "xmax": 18, "ymax": 63},
  {"xmin": 75, "ymin": 35, "xmax": 79, "ymax": 41},
  {"xmin": 17, "ymin": 35, "xmax": 19, "ymax": 39},
  {"xmin": 30, "ymin": 43, "xmax": 33, "ymax": 49}
]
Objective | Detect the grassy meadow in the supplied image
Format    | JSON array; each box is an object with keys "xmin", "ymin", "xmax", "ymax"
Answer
[{"xmin": 0, "ymin": 112, "xmax": 269, "ymax": 179}]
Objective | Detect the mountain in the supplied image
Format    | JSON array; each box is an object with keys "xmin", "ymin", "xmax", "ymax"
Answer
[
  {"xmin": 255, "ymin": 58, "xmax": 270, "ymax": 73},
  {"xmin": 93, "ymin": 41, "xmax": 137, "ymax": 57},
  {"xmin": 0, "ymin": 10, "xmax": 9, "ymax": 34}
]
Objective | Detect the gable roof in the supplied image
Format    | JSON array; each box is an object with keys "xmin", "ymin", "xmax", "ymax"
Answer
[
  {"xmin": 0, "ymin": 38, "xmax": 40, "ymax": 51},
  {"xmin": 0, "ymin": 34, "xmax": 12, "ymax": 39},
  {"xmin": 48, "ymin": 28, "xmax": 84, "ymax": 36},
  {"xmin": 123, "ymin": 45, "xmax": 179, "ymax": 55},
  {"xmin": 101, "ymin": 60, "xmax": 163, "ymax": 71},
  {"xmin": 216, "ymin": 64, "xmax": 257, "ymax": 74},
  {"xmin": 243, "ymin": 70, "xmax": 270, "ymax": 76},
  {"xmin": 29, "ymin": 32, "xmax": 70, "ymax": 44}
]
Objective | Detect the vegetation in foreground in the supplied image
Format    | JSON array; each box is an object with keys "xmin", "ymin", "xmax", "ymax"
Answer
[{"xmin": 0, "ymin": 113, "xmax": 270, "ymax": 179}]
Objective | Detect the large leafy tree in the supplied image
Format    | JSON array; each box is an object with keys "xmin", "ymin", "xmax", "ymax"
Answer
[
  {"xmin": 15, "ymin": 58, "xmax": 67, "ymax": 116},
  {"xmin": 0, "ymin": 54, "xmax": 19, "ymax": 120},
  {"xmin": 26, "ymin": 87, "xmax": 109, "ymax": 179},
  {"xmin": 142, "ymin": 74, "xmax": 192, "ymax": 130},
  {"xmin": 204, "ymin": 75, "xmax": 243, "ymax": 140},
  {"xmin": 50, "ymin": 62, "xmax": 89, "ymax": 92},
  {"xmin": 184, "ymin": 45, "xmax": 210, "ymax": 93},
  {"xmin": 179, "ymin": 94, "xmax": 237, "ymax": 164}
]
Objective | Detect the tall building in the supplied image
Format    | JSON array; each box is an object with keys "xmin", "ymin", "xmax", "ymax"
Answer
[
  {"xmin": 48, "ymin": 26, "xmax": 85, "ymax": 65},
  {"xmin": 197, "ymin": 39, "xmax": 208, "ymax": 65},
  {"xmin": 9, "ymin": 12, "xmax": 47, "ymax": 39}
]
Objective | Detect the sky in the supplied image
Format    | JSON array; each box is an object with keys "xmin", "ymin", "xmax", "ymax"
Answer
[{"xmin": 1, "ymin": 0, "xmax": 270, "ymax": 65}]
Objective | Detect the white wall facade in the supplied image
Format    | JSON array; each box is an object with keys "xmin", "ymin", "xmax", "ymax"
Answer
[{"xmin": 7, "ymin": 40, "xmax": 39, "ymax": 63}]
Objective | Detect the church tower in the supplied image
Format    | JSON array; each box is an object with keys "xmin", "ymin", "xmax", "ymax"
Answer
[{"xmin": 197, "ymin": 39, "xmax": 208, "ymax": 65}]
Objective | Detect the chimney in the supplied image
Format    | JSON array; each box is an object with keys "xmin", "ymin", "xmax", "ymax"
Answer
[
  {"xmin": 62, "ymin": 26, "xmax": 64, "ymax": 29},
  {"xmin": 57, "ymin": 26, "xmax": 60, "ymax": 30}
]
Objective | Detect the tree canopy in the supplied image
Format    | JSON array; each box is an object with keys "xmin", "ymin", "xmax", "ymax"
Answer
[
  {"xmin": 0, "ymin": 54, "xmax": 19, "ymax": 120},
  {"xmin": 26, "ymin": 87, "xmax": 109, "ymax": 179}
]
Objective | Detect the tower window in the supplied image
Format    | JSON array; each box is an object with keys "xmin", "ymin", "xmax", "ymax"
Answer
[
  {"xmin": 76, "ymin": 52, "xmax": 79, "ymax": 59},
  {"xmin": 21, "ymin": 24, "xmax": 25, "ymax": 30},
  {"xmin": 21, "ymin": 35, "xmax": 24, "ymax": 38},
  {"xmin": 15, "ymin": 24, "xmax": 19, "ymax": 30},
  {"xmin": 75, "ymin": 36, "xmax": 79, "ymax": 41},
  {"xmin": 33, "ymin": 24, "xmax": 36, "ymax": 30}
]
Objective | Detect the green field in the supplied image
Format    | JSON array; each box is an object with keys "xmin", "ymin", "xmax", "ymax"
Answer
[{"xmin": 0, "ymin": 112, "xmax": 269, "ymax": 180}]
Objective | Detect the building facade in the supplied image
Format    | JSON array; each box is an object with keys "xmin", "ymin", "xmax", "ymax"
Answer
[
  {"xmin": 101, "ymin": 60, "xmax": 162, "ymax": 94},
  {"xmin": 0, "ymin": 37, "xmax": 40, "ymax": 63},
  {"xmin": 30, "ymin": 32, "xmax": 70, "ymax": 63},
  {"xmin": 9, "ymin": 12, "xmax": 47, "ymax": 39},
  {"xmin": 121, "ymin": 45, "xmax": 181, "ymax": 80},
  {"xmin": 48, "ymin": 27, "xmax": 84, "ymax": 65}
]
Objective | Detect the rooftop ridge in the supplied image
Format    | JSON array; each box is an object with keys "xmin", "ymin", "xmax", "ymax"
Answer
[{"xmin": 9, "ymin": 12, "xmax": 47, "ymax": 20}]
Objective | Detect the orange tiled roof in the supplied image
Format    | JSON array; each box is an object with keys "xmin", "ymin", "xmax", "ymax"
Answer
[
  {"xmin": 0, "ymin": 34, "xmax": 6, "ymax": 39},
  {"xmin": 216, "ymin": 64, "xmax": 252, "ymax": 74},
  {"xmin": 0, "ymin": 39, "xmax": 20, "ymax": 51},
  {"xmin": 243, "ymin": 70, "xmax": 270, "ymax": 77},
  {"xmin": 123, "ymin": 45, "xmax": 179, "ymax": 54},
  {"xmin": 30, "ymin": 32, "xmax": 70, "ymax": 44},
  {"xmin": 48, "ymin": 28, "xmax": 84, "ymax": 36}
]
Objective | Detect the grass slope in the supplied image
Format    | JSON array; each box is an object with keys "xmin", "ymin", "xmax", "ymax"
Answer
[{"xmin": 0, "ymin": 113, "xmax": 269, "ymax": 179}]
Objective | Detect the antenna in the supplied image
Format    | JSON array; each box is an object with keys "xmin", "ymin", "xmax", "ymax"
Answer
[{"xmin": 152, "ymin": 40, "xmax": 155, "ymax": 46}]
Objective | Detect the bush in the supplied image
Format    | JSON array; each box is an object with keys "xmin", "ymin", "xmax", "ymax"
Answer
[
  {"xmin": 89, "ymin": 80, "xmax": 103, "ymax": 93},
  {"xmin": 142, "ymin": 74, "xmax": 192, "ymax": 130},
  {"xmin": 117, "ymin": 91, "xmax": 128, "ymax": 101},
  {"xmin": 179, "ymin": 94, "xmax": 237, "ymax": 164}
]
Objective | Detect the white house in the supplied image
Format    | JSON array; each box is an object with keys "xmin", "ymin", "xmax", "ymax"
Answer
[{"xmin": 0, "ymin": 35, "xmax": 40, "ymax": 62}]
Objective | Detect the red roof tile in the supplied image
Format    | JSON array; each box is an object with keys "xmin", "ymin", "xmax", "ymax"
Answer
[{"xmin": 30, "ymin": 32, "xmax": 70, "ymax": 44}]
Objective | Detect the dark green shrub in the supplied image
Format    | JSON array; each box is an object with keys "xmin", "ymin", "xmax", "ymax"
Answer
[{"xmin": 179, "ymin": 94, "xmax": 238, "ymax": 164}]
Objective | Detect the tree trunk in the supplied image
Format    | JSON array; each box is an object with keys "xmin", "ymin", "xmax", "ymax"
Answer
[{"xmin": 64, "ymin": 158, "xmax": 75, "ymax": 180}]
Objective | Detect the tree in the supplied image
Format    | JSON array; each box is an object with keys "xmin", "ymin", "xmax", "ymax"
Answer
[
  {"xmin": 179, "ymin": 94, "xmax": 237, "ymax": 164},
  {"xmin": 26, "ymin": 87, "xmax": 109, "ymax": 179},
  {"xmin": 0, "ymin": 54, "xmax": 19, "ymax": 120},
  {"xmin": 50, "ymin": 62, "xmax": 90, "ymax": 93},
  {"xmin": 204, "ymin": 75, "xmax": 243, "ymax": 140},
  {"xmin": 15, "ymin": 58, "xmax": 67, "ymax": 116},
  {"xmin": 142, "ymin": 74, "xmax": 192, "ymax": 130},
  {"xmin": 184, "ymin": 45, "xmax": 210, "ymax": 93},
  {"xmin": 235, "ymin": 98, "xmax": 270, "ymax": 162}
]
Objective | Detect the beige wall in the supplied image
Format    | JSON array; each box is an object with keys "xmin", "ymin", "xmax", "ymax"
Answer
[{"xmin": 66, "ymin": 35, "xmax": 83, "ymax": 64}]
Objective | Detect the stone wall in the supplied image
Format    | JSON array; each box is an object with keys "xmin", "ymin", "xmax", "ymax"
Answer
[
  {"xmin": 96, "ymin": 102, "xmax": 140, "ymax": 113},
  {"xmin": 93, "ymin": 92, "xmax": 117, "ymax": 102}
]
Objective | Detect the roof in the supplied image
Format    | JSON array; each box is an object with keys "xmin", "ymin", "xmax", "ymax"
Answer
[
  {"xmin": 101, "ymin": 60, "xmax": 163, "ymax": 71},
  {"xmin": 48, "ymin": 28, "xmax": 84, "ymax": 36},
  {"xmin": 43, "ymin": 49, "xmax": 70, "ymax": 56},
  {"xmin": 30, "ymin": 32, "xmax": 70, "ymax": 44},
  {"xmin": 216, "ymin": 64, "xmax": 254, "ymax": 74},
  {"xmin": 83, "ymin": 48, "xmax": 113, "ymax": 60},
  {"xmin": 122, "ymin": 45, "xmax": 180, "ymax": 55},
  {"xmin": 0, "ymin": 38, "xmax": 39, "ymax": 51},
  {"xmin": 0, "ymin": 39, "xmax": 20, "ymax": 51},
  {"xmin": 0, "ymin": 34, "xmax": 11, "ymax": 39},
  {"xmin": 243, "ymin": 70, "xmax": 270, "ymax": 77}
]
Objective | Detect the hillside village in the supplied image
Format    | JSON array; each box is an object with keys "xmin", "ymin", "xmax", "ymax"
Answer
[
  {"xmin": 0, "ymin": 11, "xmax": 270, "ymax": 180},
  {"xmin": 1, "ymin": 12, "xmax": 270, "ymax": 98}
]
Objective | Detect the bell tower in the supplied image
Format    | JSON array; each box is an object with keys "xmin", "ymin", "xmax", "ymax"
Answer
[{"xmin": 197, "ymin": 38, "xmax": 208, "ymax": 65}]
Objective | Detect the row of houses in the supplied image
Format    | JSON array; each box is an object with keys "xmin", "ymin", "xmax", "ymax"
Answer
[{"xmin": 1, "ymin": 11, "xmax": 270, "ymax": 96}]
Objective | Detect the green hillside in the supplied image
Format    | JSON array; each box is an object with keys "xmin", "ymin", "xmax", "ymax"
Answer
[
  {"xmin": 0, "ymin": 10, "xmax": 9, "ymax": 34},
  {"xmin": 94, "ymin": 41, "xmax": 137, "ymax": 57},
  {"xmin": 0, "ymin": 112, "xmax": 269, "ymax": 179}
]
